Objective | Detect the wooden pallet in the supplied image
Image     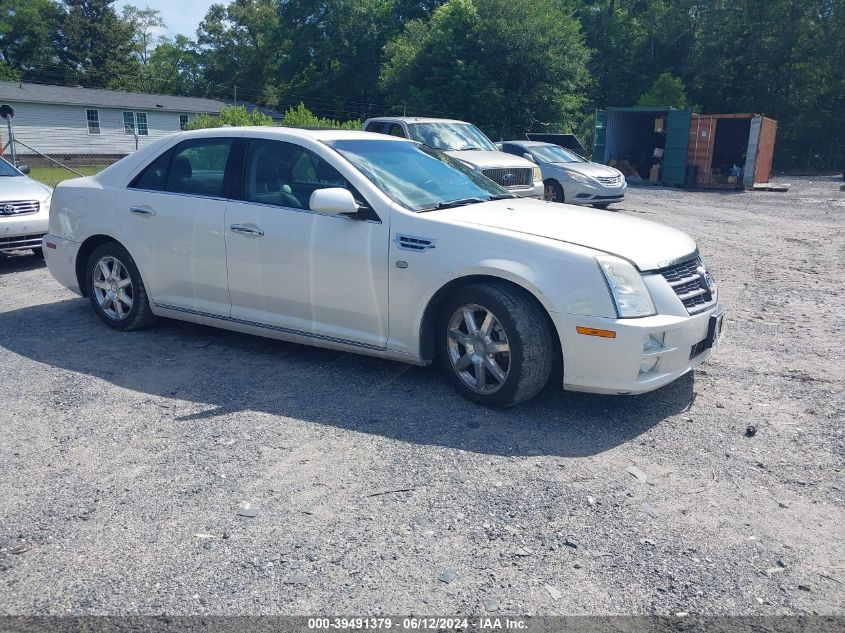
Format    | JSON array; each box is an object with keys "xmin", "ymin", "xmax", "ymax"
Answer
[{"xmin": 751, "ymin": 182, "xmax": 790, "ymax": 192}]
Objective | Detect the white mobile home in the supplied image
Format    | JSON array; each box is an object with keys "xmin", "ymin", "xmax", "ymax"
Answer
[{"xmin": 0, "ymin": 81, "xmax": 283, "ymax": 165}]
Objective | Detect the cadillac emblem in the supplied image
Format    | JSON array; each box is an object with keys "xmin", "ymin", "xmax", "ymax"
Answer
[{"xmin": 696, "ymin": 265, "xmax": 714, "ymax": 293}]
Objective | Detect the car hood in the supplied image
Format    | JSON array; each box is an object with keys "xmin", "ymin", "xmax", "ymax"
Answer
[
  {"xmin": 547, "ymin": 161, "xmax": 621, "ymax": 178},
  {"xmin": 446, "ymin": 150, "xmax": 535, "ymax": 170},
  {"xmin": 0, "ymin": 176, "xmax": 52, "ymax": 200},
  {"xmin": 435, "ymin": 199, "xmax": 696, "ymax": 271}
]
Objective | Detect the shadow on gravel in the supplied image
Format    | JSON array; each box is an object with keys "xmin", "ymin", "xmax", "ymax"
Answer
[
  {"xmin": 0, "ymin": 252, "xmax": 45, "ymax": 275},
  {"xmin": 0, "ymin": 298, "xmax": 695, "ymax": 457}
]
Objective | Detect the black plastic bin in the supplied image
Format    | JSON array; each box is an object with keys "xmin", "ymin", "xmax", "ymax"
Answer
[{"xmin": 684, "ymin": 164, "xmax": 699, "ymax": 188}]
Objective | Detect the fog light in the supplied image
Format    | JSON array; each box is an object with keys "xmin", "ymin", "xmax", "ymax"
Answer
[
  {"xmin": 644, "ymin": 333, "xmax": 664, "ymax": 352},
  {"xmin": 639, "ymin": 356, "xmax": 659, "ymax": 375}
]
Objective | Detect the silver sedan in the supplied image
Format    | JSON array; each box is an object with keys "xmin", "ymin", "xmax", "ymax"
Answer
[{"xmin": 499, "ymin": 141, "xmax": 627, "ymax": 209}]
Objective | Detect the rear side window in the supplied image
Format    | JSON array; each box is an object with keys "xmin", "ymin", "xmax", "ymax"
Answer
[
  {"xmin": 365, "ymin": 122, "xmax": 385, "ymax": 134},
  {"xmin": 166, "ymin": 139, "xmax": 233, "ymax": 197},
  {"xmin": 129, "ymin": 139, "xmax": 234, "ymax": 197},
  {"xmin": 130, "ymin": 149, "xmax": 171, "ymax": 191}
]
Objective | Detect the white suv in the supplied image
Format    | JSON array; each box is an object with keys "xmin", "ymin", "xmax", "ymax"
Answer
[{"xmin": 363, "ymin": 117, "xmax": 543, "ymax": 198}]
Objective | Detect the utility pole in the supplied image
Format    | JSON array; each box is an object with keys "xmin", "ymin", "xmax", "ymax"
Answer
[{"xmin": 234, "ymin": 85, "xmax": 238, "ymax": 107}]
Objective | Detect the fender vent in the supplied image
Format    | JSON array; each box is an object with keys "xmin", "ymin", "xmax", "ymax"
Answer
[{"xmin": 395, "ymin": 234, "xmax": 436, "ymax": 252}]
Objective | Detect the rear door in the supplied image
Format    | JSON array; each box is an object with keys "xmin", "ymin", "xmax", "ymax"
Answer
[
  {"xmin": 662, "ymin": 109, "xmax": 692, "ymax": 186},
  {"xmin": 116, "ymin": 136, "xmax": 239, "ymax": 316}
]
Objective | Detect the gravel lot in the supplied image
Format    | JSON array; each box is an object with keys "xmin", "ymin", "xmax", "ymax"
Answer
[{"xmin": 1, "ymin": 177, "xmax": 843, "ymax": 617}]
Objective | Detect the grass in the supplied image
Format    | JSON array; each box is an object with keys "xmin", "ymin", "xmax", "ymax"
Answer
[{"xmin": 30, "ymin": 165, "xmax": 106, "ymax": 188}]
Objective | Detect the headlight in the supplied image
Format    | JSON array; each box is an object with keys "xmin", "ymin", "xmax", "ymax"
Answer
[
  {"xmin": 532, "ymin": 165, "xmax": 542, "ymax": 182},
  {"xmin": 563, "ymin": 170, "xmax": 593, "ymax": 185},
  {"xmin": 595, "ymin": 255, "xmax": 656, "ymax": 318}
]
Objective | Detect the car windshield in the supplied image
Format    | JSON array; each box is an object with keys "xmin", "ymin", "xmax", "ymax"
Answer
[
  {"xmin": 529, "ymin": 145, "xmax": 587, "ymax": 164},
  {"xmin": 406, "ymin": 122, "xmax": 497, "ymax": 151},
  {"xmin": 329, "ymin": 139, "xmax": 512, "ymax": 212},
  {"xmin": 0, "ymin": 159, "xmax": 23, "ymax": 177}
]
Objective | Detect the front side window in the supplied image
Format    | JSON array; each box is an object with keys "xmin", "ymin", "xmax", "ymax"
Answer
[
  {"xmin": 86, "ymin": 109, "xmax": 100, "ymax": 135},
  {"xmin": 243, "ymin": 139, "xmax": 350, "ymax": 210},
  {"xmin": 136, "ymin": 112, "xmax": 148, "ymax": 136},
  {"xmin": 406, "ymin": 122, "xmax": 497, "ymax": 151},
  {"xmin": 365, "ymin": 122, "xmax": 385, "ymax": 134},
  {"xmin": 329, "ymin": 139, "xmax": 511, "ymax": 212},
  {"xmin": 386, "ymin": 124, "xmax": 406, "ymax": 138}
]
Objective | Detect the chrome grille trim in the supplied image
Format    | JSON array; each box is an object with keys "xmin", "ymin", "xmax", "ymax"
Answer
[
  {"xmin": 596, "ymin": 175, "xmax": 623, "ymax": 186},
  {"xmin": 482, "ymin": 168, "xmax": 533, "ymax": 188},
  {"xmin": 658, "ymin": 256, "xmax": 717, "ymax": 315},
  {"xmin": 0, "ymin": 234, "xmax": 45, "ymax": 252},
  {"xmin": 0, "ymin": 200, "xmax": 40, "ymax": 216}
]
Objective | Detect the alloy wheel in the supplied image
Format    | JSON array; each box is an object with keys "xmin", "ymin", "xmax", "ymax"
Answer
[
  {"xmin": 544, "ymin": 183, "xmax": 559, "ymax": 202},
  {"xmin": 446, "ymin": 303, "xmax": 511, "ymax": 394},
  {"xmin": 92, "ymin": 255, "xmax": 134, "ymax": 320}
]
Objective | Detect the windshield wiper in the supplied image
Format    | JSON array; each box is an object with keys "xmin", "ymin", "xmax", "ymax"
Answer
[{"xmin": 419, "ymin": 197, "xmax": 502, "ymax": 212}]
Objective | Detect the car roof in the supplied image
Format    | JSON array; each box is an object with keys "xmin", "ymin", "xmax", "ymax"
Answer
[
  {"xmin": 171, "ymin": 126, "xmax": 410, "ymax": 143},
  {"xmin": 500, "ymin": 140, "xmax": 555, "ymax": 148},
  {"xmin": 365, "ymin": 117, "xmax": 468, "ymax": 125}
]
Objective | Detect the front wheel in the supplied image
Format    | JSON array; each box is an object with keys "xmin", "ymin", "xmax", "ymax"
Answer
[
  {"xmin": 85, "ymin": 241, "xmax": 156, "ymax": 330},
  {"xmin": 437, "ymin": 283, "xmax": 554, "ymax": 407},
  {"xmin": 544, "ymin": 180, "xmax": 564, "ymax": 203},
  {"xmin": 593, "ymin": 202, "xmax": 612, "ymax": 209}
]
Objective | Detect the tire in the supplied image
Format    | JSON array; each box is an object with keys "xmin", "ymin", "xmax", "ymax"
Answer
[
  {"xmin": 593, "ymin": 202, "xmax": 612, "ymax": 209},
  {"xmin": 544, "ymin": 180, "xmax": 564, "ymax": 203},
  {"xmin": 31, "ymin": 247, "xmax": 43, "ymax": 258},
  {"xmin": 437, "ymin": 282, "xmax": 554, "ymax": 407},
  {"xmin": 85, "ymin": 241, "xmax": 156, "ymax": 331}
]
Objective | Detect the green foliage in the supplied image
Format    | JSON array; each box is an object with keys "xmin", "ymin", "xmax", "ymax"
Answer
[
  {"xmin": 380, "ymin": 0, "xmax": 590, "ymax": 139},
  {"xmin": 281, "ymin": 103, "xmax": 362, "ymax": 130},
  {"xmin": 637, "ymin": 73, "xmax": 689, "ymax": 109},
  {"xmin": 186, "ymin": 106, "xmax": 275, "ymax": 130}
]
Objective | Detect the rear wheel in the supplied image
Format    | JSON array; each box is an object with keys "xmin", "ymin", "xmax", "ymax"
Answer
[
  {"xmin": 544, "ymin": 180, "xmax": 564, "ymax": 203},
  {"xmin": 85, "ymin": 242, "xmax": 155, "ymax": 331},
  {"xmin": 437, "ymin": 283, "xmax": 554, "ymax": 407}
]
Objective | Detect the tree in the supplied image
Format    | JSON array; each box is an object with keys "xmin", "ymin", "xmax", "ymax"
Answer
[
  {"xmin": 637, "ymin": 73, "xmax": 689, "ymax": 109},
  {"xmin": 60, "ymin": 0, "xmax": 141, "ymax": 90},
  {"xmin": 280, "ymin": 102, "xmax": 362, "ymax": 129},
  {"xmin": 0, "ymin": 0, "xmax": 65, "ymax": 83},
  {"xmin": 146, "ymin": 35, "xmax": 206, "ymax": 96},
  {"xmin": 122, "ymin": 5, "xmax": 165, "ymax": 65},
  {"xmin": 186, "ymin": 106, "xmax": 275, "ymax": 130},
  {"xmin": 380, "ymin": 0, "xmax": 590, "ymax": 138}
]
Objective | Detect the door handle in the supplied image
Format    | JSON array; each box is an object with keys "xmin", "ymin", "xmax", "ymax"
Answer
[
  {"xmin": 129, "ymin": 206, "xmax": 156, "ymax": 216},
  {"xmin": 230, "ymin": 224, "xmax": 264, "ymax": 237}
]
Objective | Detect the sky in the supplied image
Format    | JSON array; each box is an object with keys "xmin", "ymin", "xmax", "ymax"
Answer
[{"xmin": 114, "ymin": 0, "xmax": 217, "ymax": 39}]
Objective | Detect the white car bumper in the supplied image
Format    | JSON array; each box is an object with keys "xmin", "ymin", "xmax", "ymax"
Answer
[
  {"xmin": 42, "ymin": 234, "xmax": 83, "ymax": 295},
  {"xmin": 553, "ymin": 303, "xmax": 725, "ymax": 395},
  {"xmin": 510, "ymin": 182, "xmax": 544, "ymax": 199},
  {"xmin": 562, "ymin": 180, "xmax": 627, "ymax": 205},
  {"xmin": 0, "ymin": 210, "xmax": 49, "ymax": 253}
]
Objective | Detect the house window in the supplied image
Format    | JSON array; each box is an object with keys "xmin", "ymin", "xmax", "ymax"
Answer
[
  {"xmin": 179, "ymin": 114, "xmax": 189, "ymax": 131},
  {"xmin": 86, "ymin": 109, "xmax": 100, "ymax": 135},
  {"xmin": 124, "ymin": 112, "xmax": 149, "ymax": 136}
]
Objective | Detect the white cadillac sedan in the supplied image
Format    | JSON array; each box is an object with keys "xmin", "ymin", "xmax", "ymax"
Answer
[{"xmin": 43, "ymin": 127, "xmax": 724, "ymax": 407}]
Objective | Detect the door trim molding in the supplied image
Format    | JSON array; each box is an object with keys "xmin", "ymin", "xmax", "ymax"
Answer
[{"xmin": 152, "ymin": 302, "xmax": 386, "ymax": 351}]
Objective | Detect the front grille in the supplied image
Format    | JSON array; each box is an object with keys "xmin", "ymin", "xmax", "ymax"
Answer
[
  {"xmin": 658, "ymin": 256, "xmax": 717, "ymax": 314},
  {"xmin": 0, "ymin": 200, "xmax": 40, "ymax": 216},
  {"xmin": 0, "ymin": 234, "xmax": 45, "ymax": 252},
  {"xmin": 482, "ymin": 168, "xmax": 533, "ymax": 188},
  {"xmin": 596, "ymin": 175, "xmax": 623, "ymax": 187}
]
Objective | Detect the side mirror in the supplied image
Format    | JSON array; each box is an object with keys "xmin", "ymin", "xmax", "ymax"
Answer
[
  {"xmin": 523, "ymin": 153, "xmax": 535, "ymax": 163},
  {"xmin": 17, "ymin": 163, "xmax": 31, "ymax": 175},
  {"xmin": 309, "ymin": 187, "xmax": 359, "ymax": 216}
]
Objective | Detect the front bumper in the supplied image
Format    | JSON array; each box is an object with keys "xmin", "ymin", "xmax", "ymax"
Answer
[
  {"xmin": 561, "ymin": 180, "xmax": 627, "ymax": 205},
  {"xmin": 510, "ymin": 182, "xmax": 544, "ymax": 199},
  {"xmin": 1, "ymin": 212, "xmax": 48, "ymax": 253},
  {"xmin": 552, "ymin": 304, "xmax": 725, "ymax": 395}
]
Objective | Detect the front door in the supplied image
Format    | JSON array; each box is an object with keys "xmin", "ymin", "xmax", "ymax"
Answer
[
  {"xmin": 224, "ymin": 138, "xmax": 389, "ymax": 349},
  {"xmin": 116, "ymin": 137, "xmax": 238, "ymax": 316}
]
